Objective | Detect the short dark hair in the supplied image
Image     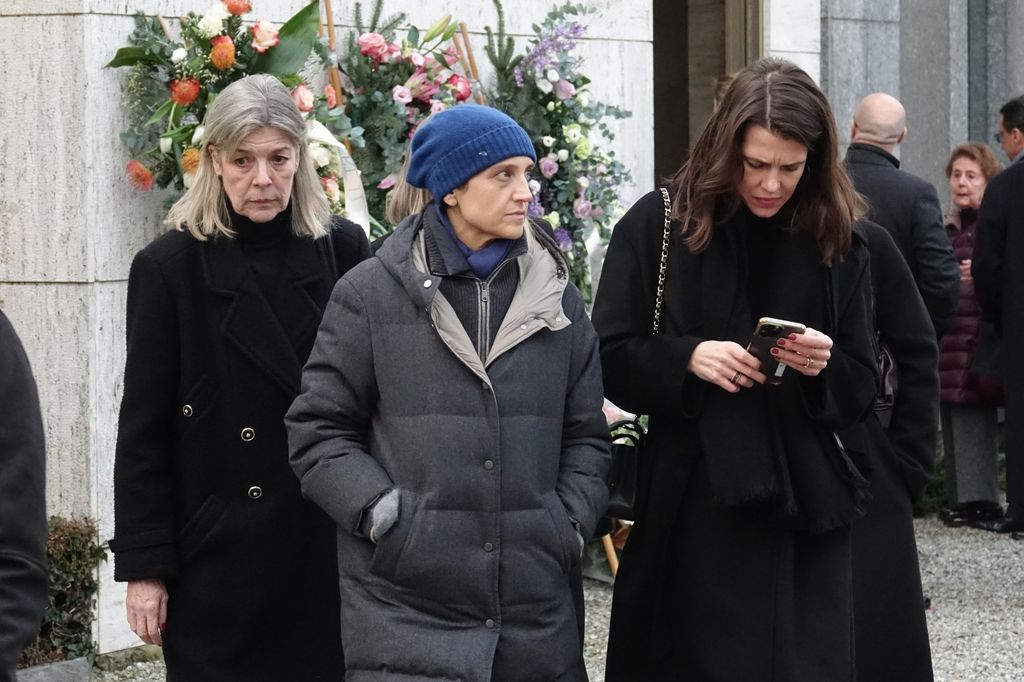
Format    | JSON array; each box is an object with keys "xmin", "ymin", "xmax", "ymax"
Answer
[{"xmin": 999, "ymin": 95, "xmax": 1024, "ymax": 134}]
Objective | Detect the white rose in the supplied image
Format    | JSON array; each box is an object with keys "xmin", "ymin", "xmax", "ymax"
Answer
[
  {"xmin": 170, "ymin": 47, "xmax": 188, "ymax": 64},
  {"xmin": 546, "ymin": 69, "xmax": 560, "ymax": 82},
  {"xmin": 536, "ymin": 78, "xmax": 553, "ymax": 95},
  {"xmin": 309, "ymin": 143, "xmax": 331, "ymax": 169},
  {"xmin": 205, "ymin": 2, "xmax": 230, "ymax": 19},
  {"xmin": 557, "ymin": 149, "xmax": 570, "ymax": 162},
  {"xmin": 564, "ymin": 128, "xmax": 582, "ymax": 143},
  {"xmin": 578, "ymin": 93, "xmax": 590, "ymax": 108},
  {"xmin": 197, "ymin": 14, "xmax": 224, "ymax": 38},
  {"xmin": 528, "ymin": 179, "xmax": 541, "ymax": 194},
  {"xmin": 577, "ymin": 176, "xmax": 590, "ymax": 189},
  {"xmin": 546, "ymin": 101, "xmax": 556, "ymax": 111},
  {"xmin": 159, "ymin": 137, "xmax": 173, "ymax": 154},
  {"xmin": 191, "ymin": 125, "xmax": 205, "ymax": 146},
  {"xmin": 541, "ymin": 136, "xmax": 556, "ymax": 148}
]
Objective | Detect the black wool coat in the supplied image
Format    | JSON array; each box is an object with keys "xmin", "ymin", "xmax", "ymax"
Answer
[
  {"xmin": 845, "ymin": 143, "xmax": 959, "ymax": 336},
  {"xmin": 592, "ymin": 190, "xmax": 878, "ymax": 682},
  {"xmin": 0, "ymin": 312, "xmax": 47, "ymax": 682},
  {"xmin": 974, "ymin": 160, "xmax": 1024, "ymax": 507},
  {"xmin": 842, "ymin": 222, "xmax": 936, "ymax": 682},
  {"xmin": 110, "ymin": 218, "xmax": 369, "ymax": 681}
]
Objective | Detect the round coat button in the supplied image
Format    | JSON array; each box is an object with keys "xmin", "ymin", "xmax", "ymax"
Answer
[
  {"xmin": 485, "ymin": 618, "xmax": 495, "ymax": 628},
  {"xmin": 247, "ymin": 486, "xmax": 262, "ymax": 499},
  {"xmin": 423, "ymin": 279, "xmax": 433, "ymax": 288},
  {"xmin": 240, "ymin": 427, "xmax": 255, "ymax": 442},
  {"xmin": 181, "ymin": 405, "xmax": 193, "ymax": 417},
  {"xmin": 483, "ymin": 460, "xmax": 494, "ymax": 470},
  {"xmin": 483, "ymin": 542, "xmax": 494, "ymax": 552}
]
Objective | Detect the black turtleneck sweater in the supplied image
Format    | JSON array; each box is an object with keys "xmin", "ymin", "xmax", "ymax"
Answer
[
  {"xmin": 744, "ymin": 209, "xmax": 784, "ymax": 321},
  {"xmin": 231, "ymin": 205, "xmax": 292, "ymax": 302}
]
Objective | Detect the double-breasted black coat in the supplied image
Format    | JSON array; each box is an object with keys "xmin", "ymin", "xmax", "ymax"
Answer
[
  {"xmin": 592, "ymin": 190, "xmax": 878, "ymax": 682},
  {"xmin": 842, "ymin": 221, "xmax": 936, "ymax": 682},
  {"xmin": 0, "ymin": 311, "xmax": 47, "ymax": 682},
  {"xmin": 110, "ymin": 218, "xmax": 369, "ymax": 681},
  {"xmin": 974, "ymin": 160, "xmax": 1024, "ymax": 511},
  {"xmin": 845, "ymin": 143, "xmax": 960, "ymax": 336}
]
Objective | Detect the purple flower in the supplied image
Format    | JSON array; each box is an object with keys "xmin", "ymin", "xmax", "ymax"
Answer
[
  {"xmin": 539, "ymin": 156, "xmax": 559, "ymax": 179},
  {"xmin": 572, "ymin": 197, "xmax": 592, "ymax": 219},
  {"xmin": 553, "ymin": 228, "xmax": 573, "ymax": 252},
  {"xmin": 528, "ymin": 195, "xmax": 545, "ymax": 218},
  {"xmin": 554, "ymin": 79, "xmax": 576, "ymax": 100}
]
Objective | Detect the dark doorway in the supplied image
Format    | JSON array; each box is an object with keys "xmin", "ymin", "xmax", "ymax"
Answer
[{"xmin": 653, "ymin": 0, "xmax": 690, "ymax": 184}]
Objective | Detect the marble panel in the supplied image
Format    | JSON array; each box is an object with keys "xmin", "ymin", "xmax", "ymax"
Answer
[
  {"xmin": 825, "ymin": 0, "xmax": 899, "ymax": 22},
  {"xmin": 766, "ymin": 0, "xmax": 821, "ymax": 54}
]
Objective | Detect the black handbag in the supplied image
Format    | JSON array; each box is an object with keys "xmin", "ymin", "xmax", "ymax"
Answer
[
  {"xmin": 872, "ymin": 336, "xmax": 899, "ymax": 428},
  {"xmin": 600, "ymin": 188, "xmax": 672, "ymax": 522}
]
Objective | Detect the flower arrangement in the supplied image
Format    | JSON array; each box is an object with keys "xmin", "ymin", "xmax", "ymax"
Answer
[
  {"xmin": 339, "ymin": 3, "xmax": 473, "ymax": 231},
  {"xmin": 484, "ymin": 1, "xmax": 631, "ymax": 300},
  {"xmin": 109, "ymin": 1, "xmax": 361, "ymax": 216}
]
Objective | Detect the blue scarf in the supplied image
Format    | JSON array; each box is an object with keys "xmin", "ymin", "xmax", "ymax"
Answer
[{"xmin": 433, "ymin": 204, "xmax": 514, "ymax": 279}]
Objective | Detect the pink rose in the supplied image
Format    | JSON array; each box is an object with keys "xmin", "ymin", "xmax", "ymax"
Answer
[
  {"xmin": 430, "ymin": 100, "xmax": 447, "ymax": 114},
  {"xmin": 443, "ymin": 46, "xmax": 459, "ymax": 66},
  {"xmin": 325, "ymin": 84, "xmax": 338, "ymax": 109},
  {"xmin": 572, "ymin": 197, "xmax": 592, "ymax": 219},
  {"xmin": 590, "ymin": 206, "xmax": 605, "ymax": 218},
  {"xmin": 250, "ymin": 20, "xmax": 279, "ymax": 53},
  {"xmin": 291, "ymin": 84, "xmax": 314, "ymax": 112},
  {"xmin": 357, "ymin": 32, "xmax": 389, "ymax": 61},
  {"xmin": 377, "ymin": 174, "xmax": 397, "ymax": 190},
  {"xmin": 554, "ymin": 79, "xmax": 576, "ymax": 101},
  {"xmin": 447, "ymin": 73, "xmax": 472, "ymax": 102},
  {"xmin": 539, "ymin": 155, "xmax": 559, "ymax": 179},
  {"xmin": 382, "ymin": 43, "xmax": 402, "ymax": 63},
  {"xmin": 392, "ymin": 85, "xmax": 412, "ymax": 104},
  {"xmin": 321, "ymin": 176, "xmax": 341, "ymax": 203}
]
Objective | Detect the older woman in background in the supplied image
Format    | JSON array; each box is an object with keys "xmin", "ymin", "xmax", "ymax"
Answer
[
  {"xmin": 938, "ymin": 142, "xmax": 1005, "ymax": 528},
  {"xmin": 109, "ymin": 74, "xmax": 369, "ymax": 680}
]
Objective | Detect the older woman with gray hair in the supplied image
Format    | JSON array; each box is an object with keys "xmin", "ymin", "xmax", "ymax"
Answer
[{"xmin": 109, "ymin": 74, "xmax": 369, "ymax": 680}]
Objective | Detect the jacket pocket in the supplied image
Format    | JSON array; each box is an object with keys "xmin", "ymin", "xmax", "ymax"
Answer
[
  {"xmin": 367, "ymin": 490, "xmax": 417, "ymax": 583},
  {"xmin": 541, "ymin": 491, "xmax": 576, "ymax": 573},
  {"xmin": 177, "ymin": 495, "xmax": 226, "ymax": 562}
]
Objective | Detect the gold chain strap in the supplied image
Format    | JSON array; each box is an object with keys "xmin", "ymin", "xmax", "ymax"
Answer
[{"xmin": 653, "ymin": 187, "xmax": 672, "ymax": 334}]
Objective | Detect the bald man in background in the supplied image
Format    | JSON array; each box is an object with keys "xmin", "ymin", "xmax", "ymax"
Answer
[{"xmin": 845, "ymin": 92, "xmax": 959, "ymax": 337}]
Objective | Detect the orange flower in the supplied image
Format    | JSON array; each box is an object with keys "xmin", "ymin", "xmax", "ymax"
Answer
[
  {"xmin": 210, "ymin": 35, "xmax": 235, "ymax": 70},
  {"xmin": 180, "ymin": 147, "xmax": 201, "ymax": 174},
  {"xmin": 126, "ymin": 160, "xmax": 155, "ymax": 191},
  {"xmin": 224, "ymin": 0, "xmax": 252, "ymax": 14},
  {"xmin": 325, "ymin": 84, "xmax": 338, "ymax": 109},
  {"xmin": 169, "ymin": 78, "xmax": 201, "ymax": 107}
]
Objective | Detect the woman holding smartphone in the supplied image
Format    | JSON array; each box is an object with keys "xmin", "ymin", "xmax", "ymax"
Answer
[{"xmin": 593, "ymin": 58, "xmax": 878, "ymax": 681}]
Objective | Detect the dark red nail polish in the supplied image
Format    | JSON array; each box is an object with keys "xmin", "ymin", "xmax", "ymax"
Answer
[
  {"xmin": 770, "ymin": 348, "xmax": 780, "ymax": 356},
  {"xmin": 776, "ymin": 338, "xmax": 787, "ymax": 346}
]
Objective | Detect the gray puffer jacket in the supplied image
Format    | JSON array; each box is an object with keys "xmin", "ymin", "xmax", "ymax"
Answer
[{"xmin": 287, "ymin": 212, "xmax": 610, "ymax": 681}]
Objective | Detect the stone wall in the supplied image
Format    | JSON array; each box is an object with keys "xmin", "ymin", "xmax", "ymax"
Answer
[{"xmin": 0, "ymin": 0, "xmax": 651, "ymax": 654}]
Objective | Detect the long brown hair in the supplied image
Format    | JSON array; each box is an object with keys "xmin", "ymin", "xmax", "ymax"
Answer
[{"xmin": 672, "ymin": 57, "xmax": 864, "ymax": 265}]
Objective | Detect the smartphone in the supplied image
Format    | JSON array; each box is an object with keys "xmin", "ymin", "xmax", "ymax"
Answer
[{"xmin": 746, "ymin": 317, "xmax": 807, "ymax": 386}]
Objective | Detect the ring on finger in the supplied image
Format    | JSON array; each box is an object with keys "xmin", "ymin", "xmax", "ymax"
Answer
[
  {"xmin": 731, "ymin": 372, "xmax": 740, "ymax": 384},
  {"xmin": 804, "ymin": 356, "xmax": 813, "ymax": 369}
]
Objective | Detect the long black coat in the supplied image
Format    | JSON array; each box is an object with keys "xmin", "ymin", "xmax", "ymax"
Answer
[
  {"xmin": 592, "ymin": 191, "xmax": 878, "ymax": 682},
  {"xmin": 845, "ymin": 143, "xmax": 959, "ymax": 336},
  {"xmin": 0, "ymin": 311, "xmax": 47, "ymax": 682},
  {"xmin": 974, "ymin": 160, "xmax": 1024, "ymax": 508},
  {"xmin": 842, "ymin": 222, "xmax": 936, "ymax": 682},
  {"xmin": 110, "ymin": 218, "xmax": 369, "ymax": 681}
]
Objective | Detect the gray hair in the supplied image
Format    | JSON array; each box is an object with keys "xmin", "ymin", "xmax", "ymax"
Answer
[{"xmin": 165, "ymin": 74, "xmax": 330, "ymax": 240}]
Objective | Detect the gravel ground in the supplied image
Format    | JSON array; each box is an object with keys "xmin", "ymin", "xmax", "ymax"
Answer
[{"xmin": 94, "ymin": 516, "xmax": 1023, "ymax": 681}]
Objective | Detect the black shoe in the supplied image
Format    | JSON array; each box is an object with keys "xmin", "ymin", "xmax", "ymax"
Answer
[
  {"xmin": 941, "ymin": 502, "xmax": 1004, "ymax": 527},
  {"xmin": 972, "ymin": 514, "xmax": 1024, "ymax": 534}
]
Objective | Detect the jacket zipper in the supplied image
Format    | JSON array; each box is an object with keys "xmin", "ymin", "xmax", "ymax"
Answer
[{"xmin": 478, "ymin": 279, "xmax": 490, "ymax": 360}]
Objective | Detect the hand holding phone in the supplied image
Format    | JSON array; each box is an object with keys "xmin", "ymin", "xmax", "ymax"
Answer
[{"xmin": 746, "ymin": 317, "xmax": 807, "ymax": 385}]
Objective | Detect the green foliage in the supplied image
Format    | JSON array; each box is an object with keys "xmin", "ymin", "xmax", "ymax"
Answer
[
  {"xmin": 18, "ymin": 517, "xmax": 108, "ymax": 667},
  {"xmin": 252, "ymin": 0, "xmax": 321, "ymax": 76}
]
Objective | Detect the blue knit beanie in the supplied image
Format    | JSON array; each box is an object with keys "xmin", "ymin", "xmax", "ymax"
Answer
[{"xmin": 406, "ymin": 105, "xmax": 537, "ymax": 201}]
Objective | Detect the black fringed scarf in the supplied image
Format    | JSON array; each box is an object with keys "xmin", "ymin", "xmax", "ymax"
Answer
[{"xmin": 695, "ymin": 210, "xmax": 870, "ymax": 533}]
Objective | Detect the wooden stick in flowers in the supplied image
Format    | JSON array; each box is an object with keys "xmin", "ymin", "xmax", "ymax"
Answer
[
  {"xmin": 458, "ymin": 22, "xmax": 486, "ymax": 104},
  {"xmin": 321, "ymin": 0, "xmax": 345, "ymax": 108},
  {"xmin": 156, "ymin": 15, "xmax": 173, "ymax": 40}
]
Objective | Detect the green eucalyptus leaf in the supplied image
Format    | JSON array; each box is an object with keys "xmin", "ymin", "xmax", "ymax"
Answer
[{"xmin": 407, "ymin": 26, "xmax": 420, "ymax": 47}]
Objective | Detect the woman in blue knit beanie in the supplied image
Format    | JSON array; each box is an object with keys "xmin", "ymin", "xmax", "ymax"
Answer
[{"xmin": 287, "ymin": 103, "xmax": 611, "ymax": 680}]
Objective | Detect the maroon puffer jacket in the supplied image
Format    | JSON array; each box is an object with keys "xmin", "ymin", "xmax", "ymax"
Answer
[{"xmin": 939, "ymin": 207, "xmax": 1003, "ymax": 405}]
